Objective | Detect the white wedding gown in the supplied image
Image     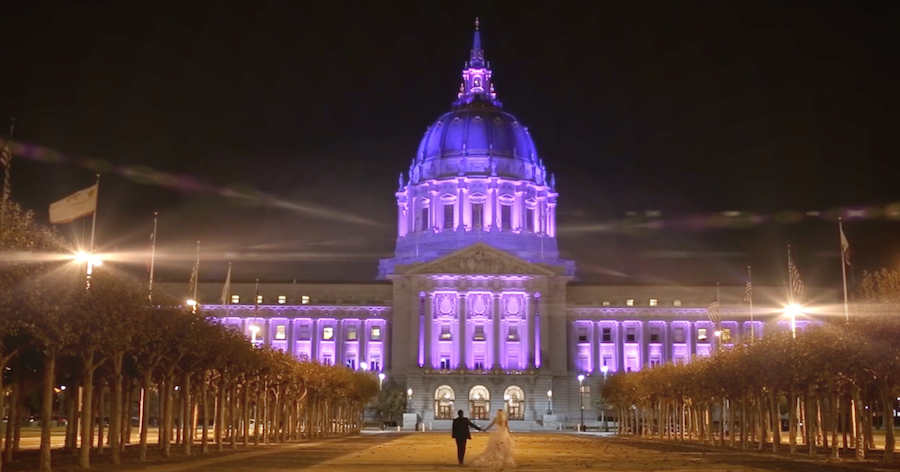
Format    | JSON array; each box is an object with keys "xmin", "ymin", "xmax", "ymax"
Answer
[{"xmin": 471, "ymin": 411, "xmax": 516, "ymax": 469}]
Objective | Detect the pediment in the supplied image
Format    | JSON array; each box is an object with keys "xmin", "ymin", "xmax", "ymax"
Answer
[{"xmin": 405, "ymin": 243, "xmax": 556, "ymax": 276}]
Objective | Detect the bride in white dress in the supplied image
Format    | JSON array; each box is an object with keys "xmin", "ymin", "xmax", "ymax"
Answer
[{"xmin": 471, "ymin": 409, "xmax": 516, "ymax": 469}]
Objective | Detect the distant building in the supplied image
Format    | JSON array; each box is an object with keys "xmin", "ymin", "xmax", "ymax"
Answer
[{"xmin": 159, "ymin": 21, "xmax": 834, "ymax": 430}]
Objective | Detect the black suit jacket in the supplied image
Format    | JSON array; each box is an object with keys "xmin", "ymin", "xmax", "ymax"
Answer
[{"xmin": 452, "ymin": 416, "xmax": 480, "ymax": 439}]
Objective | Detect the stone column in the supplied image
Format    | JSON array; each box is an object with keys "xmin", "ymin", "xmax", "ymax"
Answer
[
  {"xmin": 526, "ymin": 294, "xmax": 535, "ymax": 369},
  {"xmin": 616, "ymin": 321, "xmax": 625, "ymax": 372},
  {"xmin": 413, "ymin": 292, "xmax": 422, "ymax": 368},
  {"xmin": 689, "ymin": 321, "xmax": 696, "ymax": 359},
  {"xmin": 425, "ymin": 292, "xmax": 434, "ymax": 369},
  {"xmin": 538, "ymin": 293, "xmax": 549, "ymax": 369},
  {"xmin": 593, "ymin": 321, "xmax": 601, "ymax": 373},
  {"xmin": 397, "ymin": 203, "xmax": 405, "ymax": 237},
  {"xmin": 311, "ymin": 318, "xmax": 319, "ymax": 362},
  {"xmin": 264, "ymin": 319, "xmax": 271, "ymax": 345},
  {"xmin": 335, "ymin": 317, "xmax": 343, "ymax": 367},
  {"xmin": 492, "ymin": 293, "xmax": 501, "ymax": 370},
  {"xmin": 287, "ymin": 320, "xmax": 295, "ymax": 356},
  {"xmin": 359, "ymin": 319, "xmax": 368, "ymax": 370},
  {"xmin": 458, "ymin": 293, "xmax": 467, "ymax": 369},
  {"xmin": 383, "ymin": 320, "xmax": 391, "ymax": 371}
]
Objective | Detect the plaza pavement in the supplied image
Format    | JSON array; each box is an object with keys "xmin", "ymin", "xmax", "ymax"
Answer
[{"xmin": 154, "ymin": 431, "xmax": 886, "ymax": 472}]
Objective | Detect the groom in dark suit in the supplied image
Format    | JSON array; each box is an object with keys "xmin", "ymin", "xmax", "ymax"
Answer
[{"xmin": 451, "ymin": 410, "xmax": 482, "ymax": 465}]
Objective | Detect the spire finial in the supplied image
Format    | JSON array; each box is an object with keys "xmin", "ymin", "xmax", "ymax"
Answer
[{"xmin": 475, "ymin": 17, "xmax": 480, "ymax": 31}]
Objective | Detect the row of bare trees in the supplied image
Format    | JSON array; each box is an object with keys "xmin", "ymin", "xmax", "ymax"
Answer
[
  {"xmin": 600, "ymin": 313, "xmax": 900, "ymax": 464},
  {"xmin": 0, "ymin": 201, "xmax": 380, "ymax": 472}
]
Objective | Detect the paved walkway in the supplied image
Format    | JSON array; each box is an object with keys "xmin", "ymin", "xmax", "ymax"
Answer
[{"xmin": 156, "ymin": 432, "xmax": 886, "ymax": 472}]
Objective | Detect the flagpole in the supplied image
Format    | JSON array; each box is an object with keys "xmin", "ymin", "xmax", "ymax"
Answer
[
  {"xmin": 748, "ymin": 265, "xmax": 755, "ymax": 343},
  {"xmin": 85, "ymin": 174, "xmax": 101, "ymax": 290},
  {"xmin": 192, "ymin": 241, "xmax": 200, "ymax": 308},
  {"xmin": 839, "ymin": 217, "xmax": 850, "ymax": 323},
  {"xmin": 149, "ymin": 212, "xmax": 158, "ymax": 302},
  {"xmin": 787, "ymin": 244, "xmax": 795, "ymax": 338}
]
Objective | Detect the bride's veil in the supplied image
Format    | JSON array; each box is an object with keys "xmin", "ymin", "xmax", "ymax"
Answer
[{"xmin": 496, "ymin": 409, "xmax": 507, "ymax": 422}]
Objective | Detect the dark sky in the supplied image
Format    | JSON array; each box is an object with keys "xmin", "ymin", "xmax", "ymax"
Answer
[{"xmin": 1, "ymin": 2, "xmax": 898, "ymax": 289}]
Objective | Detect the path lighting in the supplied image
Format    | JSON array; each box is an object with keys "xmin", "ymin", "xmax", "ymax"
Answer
[
  {"xmin": 378, "ymin": 372, "xmax": 385, "ymax": 390},
  {"xmin": 547, "ymin": 390, "xmax": 553, "ymax": 414},
  {"xmin": 600, "ymin": 365, "xmax": 609, "ymax": 376},
  {"xmin": 249, "ymin": 325, "xmax": 260, "ymax": 342},
  {"xmin": 785, "ymin": 303, "xmax": 801, "ymax": 338},
  {"xmin": 577, "ymin": 374, "xmax": 586, "ymax": 432},
  {"xmin": 186, "ymin": 299, "xmax": 197, "ymax": 306},
  {"xmin": 407, "ymin": 388, "xmax": 413, "ymax": 413}
]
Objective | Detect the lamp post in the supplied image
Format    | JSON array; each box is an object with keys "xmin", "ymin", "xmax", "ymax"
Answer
[
  {"xmin": 786, "ymin": 303, "xmax": 800, "ymax": 338},
  {"xmin": 407, "ymin": 388, "xmax": 413, "ymax": 413},
  {"xmin": 547, "ymin": 390, "xmax": 553, "ymax": 415},
  {"xmin": 577, "ymin": 374, "xmax": 585, "ymax": 432},
  {"xmin": 378, "ymin": 373, "xmax": 385, "ymax": 390},
  {"xmin": 249, "ymin": 325, "xmax": 260, "ymax": 343}
]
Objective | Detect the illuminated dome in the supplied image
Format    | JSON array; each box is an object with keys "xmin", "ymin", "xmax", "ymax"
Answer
[
  {"xmin": 379, "ymin": 19, "xmax": 574, "ymax": 279},
  {"xmin": 406, "ymin": 18, "xmax": 549, "ymax": 186}
]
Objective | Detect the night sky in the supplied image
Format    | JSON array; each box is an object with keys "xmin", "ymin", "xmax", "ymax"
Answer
[{"xmin": 1, "ymin": 2, "xmax": 898, "ymax": 289}]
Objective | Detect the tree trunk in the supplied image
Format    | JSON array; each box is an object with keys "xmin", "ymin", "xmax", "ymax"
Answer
[
  {"xmin": 229, "ymin": 383, "xmax": 237, "ymax": 449},
  {"xmin": 139, "ymin": 370, "xmax": 151, "ymax": 461},
  {"xmin": 740, "ymin": 396, "xmax": 748, "ymax": 449},
  {"xmin": 182, "ymin": 371, "xmax": 192, "ymax": 456},
  {"xmin": 2, "ymin": 362, "xmax": 18, "ymax": 465},
  {"xmin": 110, "ymin": 354, "xmax": 123, "ymax": 464},
  {"xmin": 201, "ymin": 371, "xmax": 209, "ymax": 454},
  {"xmin": 39, "ymin": 350, "xmax": 56, "ymax": 472},
  {"xmin": 97, "ymin": 382, "xmax": 105, "ymax": 453},
  {"xmin": 830, "ymin": 395, "xmax": 840, "ymax": 459},
  {"xmin": 789, "ymin": 389, "xmax": 797, "ymax": 454},
  {"xmin": 216, "ymin": 379, "xmax": 226, "ymax": 451},
  {"xmin": 123, "ymin": 380, "xmax": 134, "ymax": 448},
  {"xmin": 79, "ymin": 355, "xmax": 96, "ymax": 469},
  {"xmin": 66, "ymin": 383, "xmax": 78, "ymax": 454},
  {"xmin": 807, "ymin": 392, "xmax": 816, "ymax": 458},
  {"xmin": 243, "ymin": 382, "xmax": 250, "ymax": 447},
  {"xmin": 162, "ymin": 370, "xmax": 175, "ymax": 458},
  {"xmin": 852, "ymin": 389, "xmax": 865, "ymax": 459},
  {"xmin": 882, "ymin": 386, "xmax": 895, "ymax": 463}
]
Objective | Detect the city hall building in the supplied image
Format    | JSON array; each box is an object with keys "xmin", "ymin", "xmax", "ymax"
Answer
[{"xmin": 160, "ymin": 23, "xmax": 831, "ymax": 430}]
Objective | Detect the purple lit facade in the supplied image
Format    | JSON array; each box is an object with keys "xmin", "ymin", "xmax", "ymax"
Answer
[{"xmin": 157, "ymin": 20, "xmax": 833, "ymax": 430}]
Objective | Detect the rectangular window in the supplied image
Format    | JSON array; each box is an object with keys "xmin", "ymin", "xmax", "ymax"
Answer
[
  {"xmin": 626, "ymin": 299, "xmax": 634, "ymax": 306},
  {"xmin": 299, "ymin": 325, "xmax": 310, "ymax": 340},
  {"xmin": 301, "ymin": 295, "xmax": 310, "ymax": 305},
  {"xmin": 346, "ymin": 359, "xmax": 355, "ymax": 369},
  {"xmin": 420, "ymin": 207, "xmax": 430, "ymax": 231},
  {"xmin": 626, "ymin": 327, "xmax": 636, "ymax": 342},
  {"xmin": 322, "ymin": 355, "xmax": 332, "ymax": 366},
  {"xmin": 440, "ymin": 324, "xmax": 452, "ymax": 340},
  {"xmin": 602, "ymin": 301, "xmax": 610, "ymax": 306},
  {"xmin": 473, "ymin": 325, "xmax": 485, "ymax": 341},
  {"xmin": 501, "ymin": 205, "xmax": 511, "ymax": 230},
  {"xmin": 347, "ymin": 326, "xmax": 357, "ymax": 341},
  {"xmin": 231, "ymin": 295, "xmax": 240, "ymax": 304},
  {"xmin": 444, "ymin": 204, "xmax": 454, "ymax": 229},
  {"xmin": 602, "ymin": 327, "xmax": 612, "ymax": 342},
  {"xmin": 649, "ymin": 327, "xmax": 660, "ymax": 343},
  {"xmin": 650, "ymin": 356, "xmax": 661, "ymax": 366},
  {"xmin": 721, "ymin": 328, "xmax": 732, "ymax": 343},
  {"xmin": 673, "ymin": 299, "xmax": 682, "ymax": 307},
  {"xmin": 440, "ymin": 358, "xmax": 451, "ymax": 370},
  {"xmin": 275, "ymin": 325, "xmax": 286, "ymax": 340},
  {"xmin": 673, "ymin": 327, "xmax": 685, "ymax": 343},
  {"xmin": 371, "ymin": 326, "xmax": 382, "ymax": 341},
  {"xmin": 698, "ymin": 328, "xmax": 708, "ymax": 342},
  {"xmin": 577, "ymin": 327, "xmax": 588, "ymax": 343},
  {"xmin": 649, "ymin": 299, "xmax": 658, "ymax": 306},
  {"xmin": 472, "ymin": 203, "xmax": 483, "ymax": 228},
  {"xmin": 474, "ymin": 358, "xmax": 485, "ymax": 370},
  {"xmin": 277, "ymin": 295, "xmax": 287, "ymax": 304},
  {"xmin": 256, "ymin": 295, "xmax": 263, "ymax": 304},
  {"xmin": 323, "ymin": 326, "xmax": 334, "ymax": 341},
  {"xmin": 507, "ymin": 325, "xmax": 519, "ymax": 341},
  {"xmin": 370, "ymin": 359, "xmax": 380, "ymax": 371}
]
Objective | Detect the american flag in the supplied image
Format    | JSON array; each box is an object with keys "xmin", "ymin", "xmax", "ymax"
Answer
[
  {"xmin": 840, "ymin": 226, "xmax": 851, "ymax": 266},
  {"xmin": 707, "ymin": 299, "xmax": 721, "ymax": 324},
  {"xmin": 743, "ymin": 280, "xmax": 752, "ymax": 302},
  {"xmin": 1, "ymin": 142, "xmax": 11, "ymax": 201},
  {"xmin": 788, "ymin": 251, "xmax": 804, "ymax": 295}
]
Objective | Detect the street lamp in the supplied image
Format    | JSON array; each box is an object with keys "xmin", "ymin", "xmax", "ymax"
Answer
[
  {"xmin": 577, "ymin": 374, "xmax": 586, "ymax": 432},
  {"xmin": 547, "ymin": 390, "xmax": 553, "ymax": 415},
  {"xmin": 599, "ymin": 366, "xmax": 609, "ymax": 431},
  {"xmin": 785, "ymin": 303, "xmax": 801, "ymax": 338},
  {"xmin": 407, "ymin": 388, "xmax": 413, "ymax": 413},
  {"xmin": 249, "ymin": 325, "xmax": 260, "ymax": 343},
  {"xmin": 378, "ymin": 373, "xmax": 385, "ymax": 390}
]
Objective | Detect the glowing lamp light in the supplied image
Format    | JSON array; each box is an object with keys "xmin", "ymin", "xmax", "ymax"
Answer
[
  {"xmin": 249, "ymin": 325, "xmax": 260, "ymax": 342},
  {"xmin": 577, "ymin": 374, "xmax": 585, "ymax": 382},
  {"xmin": 60, "ymin": 386, "xmax": 67, "ymax": 391},
  {"xmin": 600, "ymin": 365, "xmax": 609, "ymax": 375},
  {"xmin": 547, "ymin": 390, "xmax": 552, "ymax": 398},
  {"xmin": 360, "ymin": 362, "xmax": 369, "ymax": 371},
  {"xmin": 444, "ymin": 392, "xmax": 451, "ymax": 400},
  {"xmin": 186, "ymin": 299, "xmax": 197, "ymax": 306},
  {"xmin": 378, "ymin": 373, "xmax": 386, "ymax": 381},
  {"xmin": 714, "ymin": 330, "xmax": 722, "ymax": 337},
  {"xmin": 474, "ymin": 393, "xmax": 481, "ymax": 400},
  {"xmin": 504, "ymin": 394, "xmax": 510, "ymax": 401},
  {"xmin": 407, "ymin": 388, "xmax": 413, "ymax": 397}
]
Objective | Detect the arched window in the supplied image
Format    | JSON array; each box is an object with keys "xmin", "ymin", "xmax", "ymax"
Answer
[
  {"xmin": 469, "ymin": 385, "xmax": 491, "ymax": 420},
  {"xmin": 434, "ymin": 385, "xmax": 455, "ymax": 419},
  {"xmin": 504, "ymin": 386, "xmax": 525, "ymax": 420}
]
